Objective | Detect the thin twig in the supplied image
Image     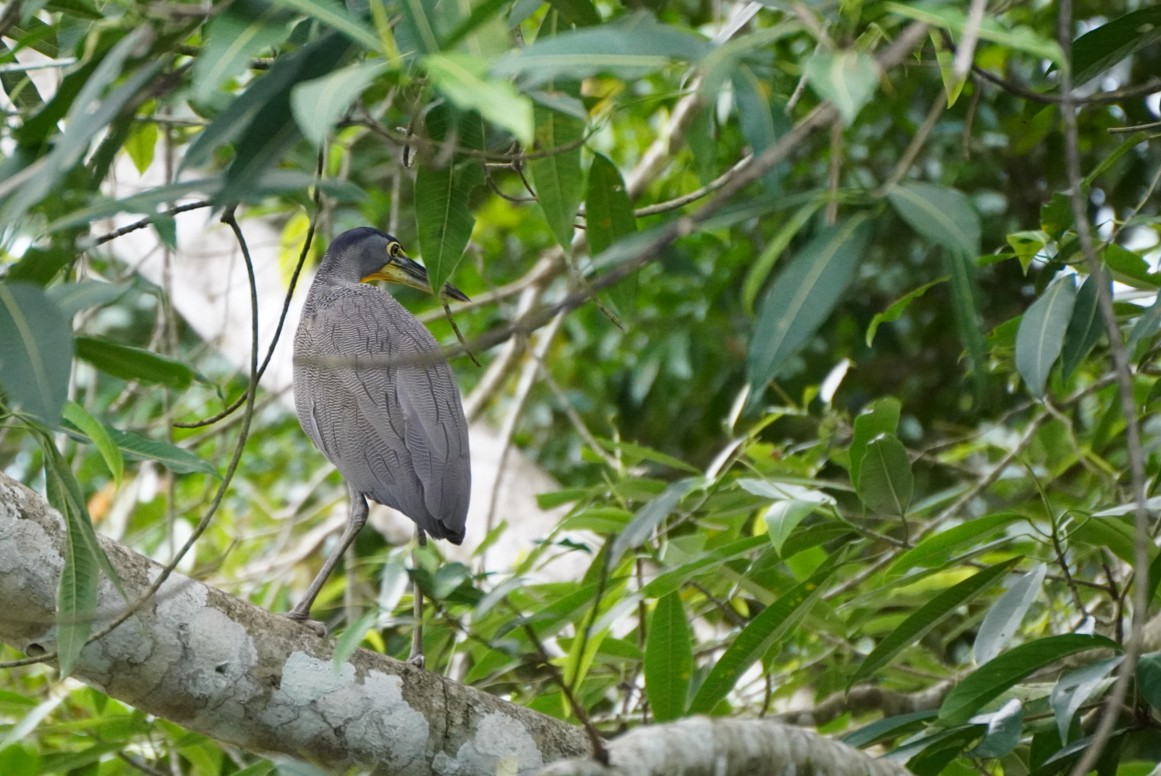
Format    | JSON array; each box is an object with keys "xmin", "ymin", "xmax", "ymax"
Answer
[
  {"xmin": 971, "ymin": 66, "xmax": 1161, "ymax": 106},
  {"xmin": 507, "ymin": 601, "xmax": 610, "ymax": 764},
  {"xmin": 1061, "ymin": 0, "xmax": 1152, "ymax": 769},
  {"xmin": 174, "ymin": 149, "xmax": 326, "ymax": 428},
  {"xmin": 91, "ymin": 201, "xmax": 213, "ymax": 246}
]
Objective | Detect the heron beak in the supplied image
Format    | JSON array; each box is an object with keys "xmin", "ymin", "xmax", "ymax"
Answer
[{"xmin": 362, "ymin": 254, "xmax": 470, "ymax": 302}]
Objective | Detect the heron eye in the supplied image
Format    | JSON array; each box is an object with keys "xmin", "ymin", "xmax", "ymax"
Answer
[{"xmin": 387, "ymin": 241, "xmax": 403, "ymax": 258}]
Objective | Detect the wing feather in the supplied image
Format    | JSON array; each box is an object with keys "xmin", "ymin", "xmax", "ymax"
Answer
[{"xmin": 293, "ymin": 285, "xmax": 470, "ymax": 541}]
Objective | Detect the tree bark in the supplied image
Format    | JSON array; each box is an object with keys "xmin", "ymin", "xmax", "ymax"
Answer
[
  {"xmin": 0, "ymin": 472, "xmax": 911, "ymax": 775},
  {"xmin": 0, "ymin": 472, "xmax": 589, "ymax": 774},
  {"xmin": 542, "ymin": 717, "xmax": 912, "ymax": 776}
]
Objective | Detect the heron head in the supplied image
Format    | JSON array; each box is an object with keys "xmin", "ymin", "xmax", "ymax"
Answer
[{"xmin": 333, "ymin": 227, "xmax": 469, "ymax": 302}]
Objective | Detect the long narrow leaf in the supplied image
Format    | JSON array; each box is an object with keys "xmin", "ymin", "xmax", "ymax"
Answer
[
  {"xmin": 939, "ymin": 634, "xmax": 1121, "ymax": 726},
  {"xmin": 529, "ymin": 103, "xmax": 585, "ymax": 252},
  {"xmin": 885, "ymin": 513, "xmax": 1024, "ymax": 580},
  {"xmin": 888, "ymin": 183, "xmax": 981, "ymax": 259},
  {"xmin": 746, "ymin": 214, "xmax": 872, "ymax": 399},
  {"xmin": 974, "ymin": 564, "xmax": 1048, "ymax": 665},
  {"xmin": 108, "ymin": 428, "xmax": 218, "ymax": 476},
  {"xmin": 415, "ymin": 158, "xmax": 483, "ymax": 298},
  {"xmin": 586, "ymin": 153, "xmax": 637, "ymax": 316},
  {"xmin": 0, "ymin": 282, "xmax": 73, "ymax": 423},
  {"xmin": 852, "ymin": 558, "xmax": 1020, "ymax": 685},
  {"xmin": 611, "ymin": 478, "xmax": 699, "ymax": 563},
  {"xmin": 1015, "ymin": 274, "xmax": 1076, "ymax": 397},
  {"xmin": 856, "ymin": 435, "xmax": 913, "ymax": 516},
  {"xmin": 42, "ymin": 443, "xmax": 101, "ymax": 678},
  {"xmin": 61, "ymin": 401, "xmax": 124, "ymax": 484},
  {"xmin": 75, "ymin": 336, "xmax": 199, "ymax": 390},
  {"xmin": 942, "ymin": 247, "xmax": 988, "ymax": 390},
  {"xmin": 492, "ymin": 11, "xmax": 709, "ymax": 85},
  {"xmin": 1061, "ymin": 270, "xmax": 1105, "ymax": 379},
  {"xmin": 645, "ymin": 592, "xmax": 693, "ymax": 721},
  {"xmin": 689, "ymin": 561, "xmax": 837, "ymax": 713}
]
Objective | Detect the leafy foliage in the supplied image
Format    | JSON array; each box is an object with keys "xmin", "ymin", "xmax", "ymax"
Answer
[{"xmin": 2, "ymin": 0, "xmax": 1161, "ymax": 774}]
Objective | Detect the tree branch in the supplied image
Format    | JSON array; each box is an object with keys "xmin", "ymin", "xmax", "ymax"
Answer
[
  {"xmin": 539, "ymin": 717, "xmax": 912, "ymax": 776},
  {"xmin": 0, "ymin": 471, "xmax": 589, "ymax": 773}
]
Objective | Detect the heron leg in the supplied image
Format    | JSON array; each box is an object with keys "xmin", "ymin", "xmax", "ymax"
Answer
[
  {"xmin": 286, "ymin": 484, "xmax": 369, "ymax": 635},
  {"xmin": 408, "ymin": 528, "xmax": 427, "ymax": 668}
]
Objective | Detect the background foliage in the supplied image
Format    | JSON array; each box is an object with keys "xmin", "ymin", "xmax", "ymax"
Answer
[{"xmin": 2, "ymin": 0, "xmax": 1161, "ymax": 774}]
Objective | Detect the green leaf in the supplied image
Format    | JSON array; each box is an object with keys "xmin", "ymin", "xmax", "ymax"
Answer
[
  {"xmin": 689, "ymin": 560, "xmax": 837, "ymax": 714},
  {"xmin": 1071, "ymin": 516, "xmax": 1149, "ymax": 569},
  {"xmin": 585, "ymin": 154, "xmax": 637, "ymax": 315},
  {"xmin": 1136, "ymin": 652, "xmax": 1161, "ymax": 711},
  {"xmin": 929, "ymin": 31, "xmax": 966, "ymax": 107},
  {"xmin": 746, "ymin": 214, "xmax": 872, "ymax": 398},
  {"xmin": 423, "ymin": 52, "xmax": 533, "ymax": 145},
  {"xmin": 641, "ymin": 537, "xmax": 768, "ymax": 599},
  {"xmin": 216, "ymin": 33, "xmax": 352, "ymax": 205},
  {"xmin": 842, "ymin": 710, "xmax": 937, "ymax": 749},
  {"xmin": 741, "ymin": 201, "xmax": 823, "ymax": 314},
  {"xmin": 1101, "ymin": 244, "xmax": 1158, "ymax": 290},
  {"xmin": 883, "ymin": 1, "xmax": 1064, "ymax": 66},
  {"xmin": 1015, "ymin": 274, "xmax": 1076, "ymax": 398},
  {"xmin": 1060, "ymin": 270, "xmax": 1105, "ymax": 379},
  {"xmin": 888, "ymin": 182, "xmax": 980, "ymax": 259},
  {"xmin": 967, "ymin": 699, "xmax": 1023, "ymax": 758},
  {"xmin": 42, "ymin": 442, "xmax": 100, "ymax": 679},
  {"xmin": 611, "ymin": 478, "xmax": 699, "ymax": 563},
  {"xmin": 803, "ymin": 50, "xmax": 879, "ymax": 126},
  {"xmin": 731, "ymin": 64, "xmax": 788, "ymax": 194},
  {"xmin": 333, "ymin": 609, "xmax": 378, "ymax": 669},
  {"xmin": 848, "ymin": 397, "xmax": 900, "ymax": 489},
  {"xmin": 763, "ymin": 499, "xmax": 822, "ymax": 555},
  {"xmin": 74, "ymin": 336, "xmax": 199, "ymax": 390},
  {"xmin": 396, "ymin": 0, "xmax": 444, "ymax": 56},
  {"xmin": 272, "ymin": 0, "xmax": 383, "ymax": 52},
  {"xmin": 0, "ymin": 282, "xmax": 73, "ymax": 423},
  {"xmin": 606, "ymin": 439, "xmax": 701, "ymax": 474},
  {"xmin": 645, "ymin": 592, "xmax": 693, "ymax": 722},
  {"xmin": 492, "ymin": 11, "xmax": 709, "ymax": 85},
  {"xmin": 123, "ymin": 120, "xmax": 158, "ymax": 175},
  {"xmin": 1051, "ymin": 657, "xmax": 1122, "ymax": 743},
  {"xmin": 585, "ymin": 154, "xmax": 637, "ymax": 255},
  {"xmin": 0, "ymin": 29, "xmax": 162, "ymax": 222},
  {"xmin": 290, "ymin": 61, "xmax": 385, "ymax": 148},
  {"xmin": 1071, "ymin": 7, "xmax": 1161, "ymax": 85},
  {"xmin": 938, "ymin": 634, "xmax": 1121, "ymax": 726},
  {"xmin": 45, "ymin": 280, "xmax": 130, "ymax": 318},
  {"xmin": 192, "ymin": 0, "xmax": 294, "ymax": 105},
  {"xmin": 546, "ymin": 0, "xmax": 601, "ymax": 27},
  {"xmin": 61, "ymin": 401, "xmax": 124, "ymax": 484},
  {"xmin": 973, "ymin": 564, "xmax": 1047, "ymax": 665},
  {"xmin": 852, "ymin": 558, "xmax": 1020, "ymax": 686},
  {"xmin": 107, "ymin": 428, "xmax": 218, "ymax": 476},
  {"xmin": 856, "ymin": 435, "xmax": 913, "ymax": 516},
  {"xmin": 528, "ymin": 103, "xmax": 586, "ymax": 252},
  {"xmin": 885, "ymin": 513, "xmax": 1024, "ymax": 580},
  {"xmin": 943, "ymin": 246, "xmax": 987, "ymax": 388},
  {"xmin": 866, "ymin": 278, "xmax": 946, "ymax": 346},
  {"xmin": 415, "ymin": 159, "xmax": 483, "ymax": 298}
]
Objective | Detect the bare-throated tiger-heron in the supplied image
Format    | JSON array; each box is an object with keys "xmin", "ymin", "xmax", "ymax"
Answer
[{"xmin": 289, "ymin": 226, "xmax": 471, "ymax": 663}]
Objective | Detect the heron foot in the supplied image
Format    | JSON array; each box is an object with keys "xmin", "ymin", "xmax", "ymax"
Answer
[
  {"xmin": 407, "ymin": 651, "xmax": 425, "ymax": 669},
  {"xmin": 284, "ymin": 611, "xmax": 328, "ymax": 638}
]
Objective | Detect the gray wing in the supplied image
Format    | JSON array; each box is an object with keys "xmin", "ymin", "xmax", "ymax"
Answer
[{"xmin": 293, "ymin": 286, "xmax": 470, "ymax": 541}]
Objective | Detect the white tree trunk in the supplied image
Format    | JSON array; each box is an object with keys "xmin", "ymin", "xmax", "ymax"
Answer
[{"xmin": 0, "ymin": 472, "xmax": 912, "ymax": 776}]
